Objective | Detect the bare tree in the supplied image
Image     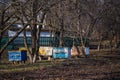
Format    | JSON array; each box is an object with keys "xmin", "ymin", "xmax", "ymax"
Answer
[
  {"xmin": 17, "ymin": 0, "xmax": 64, "ymax": 63},
  {"xmin": 101, "ymin": 0, "xmax": 120, "ymax": 49},
  {"xmin": 0, "ymin": 1, "xmax": 21, "ymax": 60}
]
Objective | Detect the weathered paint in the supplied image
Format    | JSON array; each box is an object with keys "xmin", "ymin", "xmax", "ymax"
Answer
[
  {"xmin": 39, "ymin": 47, "xmax": 53, "ymax": 56},
  {"xmin": 71, "ymin": 46, "xmax": 79, "ymax": 56},
  {"xmin": 52, "ymin": 47, "xmax": 71, "ymax": 59},
  {"xmin": 8, "ymin": 51, "xmax": 27, "ymax": 61}
]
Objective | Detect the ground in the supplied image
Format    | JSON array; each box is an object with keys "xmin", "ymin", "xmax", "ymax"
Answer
[{"xmin": 0, "ymin": 49, "xmax": 120, "ymax": 80}]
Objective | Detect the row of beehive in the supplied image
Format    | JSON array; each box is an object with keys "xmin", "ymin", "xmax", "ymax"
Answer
[
  {"xmin": 8, "ymin": 47, "xmax": 90, "ymax": 61},
  {"xmin": 38, "ymin": 46, "xmax": 90, "ymax": 58}
]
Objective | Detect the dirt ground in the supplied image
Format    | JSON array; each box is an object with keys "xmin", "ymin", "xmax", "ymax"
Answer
[{"xmin": 0, "ymin": 49, "xmax": 120, "ymax": 80}]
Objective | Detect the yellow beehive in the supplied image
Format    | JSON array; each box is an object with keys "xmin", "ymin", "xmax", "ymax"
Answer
[
  {"xmin": 19, "ymin": 47, "xmax": 27, "ymax": 51},
  {"xmin": 39, "ymin": 47, "xmax": 46, "ymax": 55}
]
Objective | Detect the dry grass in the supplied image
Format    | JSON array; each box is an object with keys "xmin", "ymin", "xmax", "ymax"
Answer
[{"xmin": 0, "ymin": 49, "xmax": 120, "ymax": 80}]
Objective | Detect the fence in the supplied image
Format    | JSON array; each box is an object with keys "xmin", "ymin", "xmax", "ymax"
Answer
[
  {"xmin": 0, "ymin": 37, "xmax": 14, "ymax": 50},
  {"xmin": 1, "ymin": 37, "xmax": 89, "ymax": 50}
]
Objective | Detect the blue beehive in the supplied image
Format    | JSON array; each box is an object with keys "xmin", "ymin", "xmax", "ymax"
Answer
[
  {"xmin": 8, "ymin": 51, "xmax": 27, "ymax": 61},
  {"xmin": 85, "ymin": 47, "xmax": 90, "ymax": 56},
  {"xmin": 53, "ymin": 47, "xmax": 71, "ymax": 59}
]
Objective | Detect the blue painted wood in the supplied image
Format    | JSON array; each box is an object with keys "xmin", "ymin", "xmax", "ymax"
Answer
[
  {"xmin": 85, "ymin": 47, "xmax": 90, "ymax": 55},
  {"xmin": 8, "ymin": 51, "xmax": 27, "ymax": 61},
  {"xmin": 52, "ymin": 47, "xmax": 71, "ymax": 59}
]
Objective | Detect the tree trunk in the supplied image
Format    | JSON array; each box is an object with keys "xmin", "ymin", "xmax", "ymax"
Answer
[
  {"xmin": 73, "ymin": 37, "xmax": 75, "ymax": 46},
  {"xmin": 59, "ymin": 19, "xmax": 64, "ymax": 47},
  {"xmin": 97, "ymin": 37, "xmax": 102, "ymax": 51},
  {"xmin": 35, "ymin": 25, "xmax": 41, "ymax": 62},
  {"xmin": 0, "ymin": 53, "xmax": 1, "ymax": 63},
  {"xmin": 109, "ymin": 39, "xmax": 113, "ymax": 53},
  {"xmin": 31, "ymin": 29, "xmax": 37, "ymax": 63},
  {"xmin": 59, "ymin": 31, "xmax": 63, "ymax": 47},
  {"xmin": 23, "ymin": 28, "xmax": 33, "ymax": 63},
  {"xmin": 113, "ymin": 34, "xmax": 118, "ymax": 49},
  {"xmin": 31, "ymin": 0, "xmax": 38, "ymax": 63},
  {"xmin": 32, "ymin": 54, "xmax": 37, "ymax": 63}
]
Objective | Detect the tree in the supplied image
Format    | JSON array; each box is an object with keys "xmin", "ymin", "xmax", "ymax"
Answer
[
  {"xmin": 0, "ymin": 0, "xmax": 21, "ymax": 60},
  {"xmin": 17, "ymin": 0, "xmax": 64, "ymax": 63},
  {"xmin": 67, "ymin": 0, "xmax": 104, "ymax": 54},
  {"xmin": 101, "ymin": 0, "xmax": 120, "ymax": 49}
]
